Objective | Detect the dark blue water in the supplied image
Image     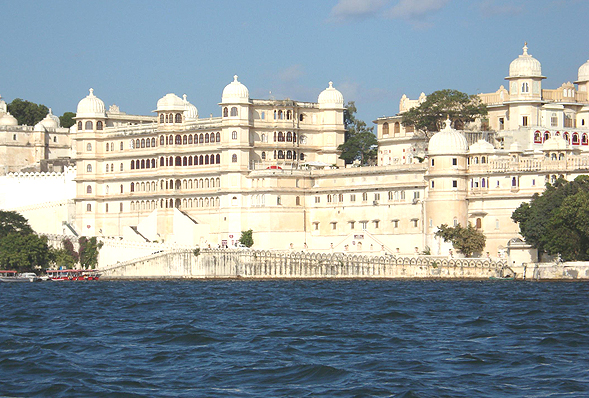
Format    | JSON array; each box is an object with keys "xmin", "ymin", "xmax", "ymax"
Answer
[{"xmin": 1, "ymin": 280, "xmax": 589, "ymax": 397}]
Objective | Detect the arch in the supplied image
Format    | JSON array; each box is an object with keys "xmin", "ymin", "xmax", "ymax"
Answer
[
  {"xmin": 175, "ymin": 135, "xmax": 182, "ymax": 145},
  {"xmin": 383, "ymin": 122, "xmax": 389, "ymax": 136},
  {"xmin": 86, "ymin": 164, "xmax": 92, "ymax": 173},
  {"xmin": 188, "ymin": 156, "xmax": 193, "ymax": 166},
  {"xmin": 278, "ymin": 132, "xmax": 285, "ymax": 142},
  {"xmin": 130, "ymin": 160, "xmax": 135, "ymax": 170},
  {"xmin": 96, "ymin": 121, "xmax": 103, "ymax": 130},
  {"xmin": 130, "ymin": 182, "xmax": 135, "ymax": 192},
  {"xmin": 262, "ymin": 151, "xmax": 266, "ymax": 160},
  {"xmin": 146, "ymin": 138, "xmax": 151, "ymax": 148},
  {"xmin": 159, "ymin": 114, "xmax": 164, "ymax": 123},
  {"xmin": 230, "ymin": 107, "xmax": 238, "ymax": 117},
  {"xmin": 216, "ymin": 177, "xmax": 220, "ymax": 187},
  {"xmin": 199, "ymin": 155, "xmax": 204, "ymax": 165},
  {"xmin": 544, "ymin": 131, "xmax": 550, "ymax": 141},
  {"xmin": 85, "ymin": 121, "xmax": 93, "ymax": 130},
  {"xmin": 583, "ymin": 134, "xmax": 588, "ymax": 145},
  {"xmin": 232, "ymin": 154, "xmax": 237, "ymax": 163},
  {"xmin": 286, "ymin": 132, "xmax": 292, "ymax": 142},
  {"xmin": 199, "ymin": 133, "xmax": 204, "ymax": 143},
  {"xmin": 216, "ymin": 154, "xmax": 220, "ymax": 164},
  {"xmin": 183, "ymin": 156, "xmax": 188, "ymax": 166},
  {"xmin": 573, "ymin": 133, "xmax": 580, "ymax": 145},
  {"xmin": 160, "ymin": 157, "xmax": 165, "ymax": 166},
  {"xmin": 534, "ymin": 131, "xmax": 542, "ymax": 143},
  {"xmin": 204, "ymin": 155, "xmax": 209, "ymax": 165},
  {"xmin": 210, "ymin": 133, "xmax": 215, "ymax": 143},
  {"xmin": 188, "ymin": 135, "xmax": 193, "ymax": 144},
  {"xmin": 205, "ymin": 133, "xmax": 210, "ymax": 143},
  {"xmin": 175, "ymin": 156, "xmax": 182, "ymax": 166},
  {"xmin": 86, "ymin": 185, "xmax": 92, "ymax": 194},
  {"xmin": 223, "ymin": 107, "xmax": 228, "ymax": 117},
  {"xmin": 216, "ymin": 132, "xmax": 221, "ymax": 142},
  {"xmin": 183, "ymin": 135, "xmax": 187, "ymax": 145},
  {"xmin": 175, "ymin": 113, "xmax": 182, "ymax": 123},
  {"xmin": 77, "ymin": 121, "xmax": 83, "ymax": 130},
  {"xmin": 286, "ymin": 150, "xmax": 293, "ymax": 159},
  {"xmin": 278, "ymin": 150, "xmax": 284, "ymax": 159},
  {"xmin": 394, "ymin": 122, "xmax": 400, "ymax": 135},
  {"xmin": 141, "ymin": 159, "xmax": 145, "ymax": 169}
]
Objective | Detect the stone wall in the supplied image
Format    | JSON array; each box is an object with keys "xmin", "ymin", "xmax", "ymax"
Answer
[{"xmin": 99, "ymin": 249, "xmax": 508, "ymax": 279}]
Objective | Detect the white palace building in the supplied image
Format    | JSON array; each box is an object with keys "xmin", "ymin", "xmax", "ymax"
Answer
[{"xmin": 3, "ymin": 44, "xmax": 589, "ymax": 261}]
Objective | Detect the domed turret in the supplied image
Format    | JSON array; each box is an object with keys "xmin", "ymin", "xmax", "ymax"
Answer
[
  {"xmin": 428, "ymin": 119, "xmax": 469, "ymax": 155},
  {"xmin": 576, "ymin": 59, "xmax": 589, "ymax": 83},
  {"xmin": 156, "ymin": 93, "xmax": 185, "ymax": 111},
  {"xmin": 222, "ymin": 75, "xmax": 249, "ymax": 104},
  {"xmin": 543, "ymin": 136, "xmax": 569, "ymax": 151},
  {"xmin": 76, "ymin": 88, "xmax": 105, "ymax": 118},
  {"xmin": 39, "ymin": 108, "xmax": 60, "ymax": 130},
  {"xmin": 318, "ymin": 81, "xmax": 344, "ymax": 109},
  {"xmin": 469, "ymin": 139, "xmax": 494, "ymax": 154},
  {"xmin": 183, "ymin": 94, "xmax": 198, "ymax": 120},
  {"xmin": 508, "ymin": 43, "xmax": 543, "ymax": 78},
  {"xmin": 0, "ymin": 112, "xmax": 18, "ymax": 126}
]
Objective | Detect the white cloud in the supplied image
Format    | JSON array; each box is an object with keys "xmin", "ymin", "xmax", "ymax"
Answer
[
  {"xmin": 278, "ymin": 64, "xmax": 305, "ymax": 82},
  {"xmin": 385, "ymin": 0, "xmax": 450, "ymax": 21},
  {"xmin": 330, "ymin": 0, "xmax": 388, "ymax": 21}
]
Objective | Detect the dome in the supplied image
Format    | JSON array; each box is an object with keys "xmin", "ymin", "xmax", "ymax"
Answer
[
  {"xmin": 543, "ymin": 136, "xmax": 569, "ymax": 151},
  {"xmin": 76, "ymin": 88, "xmax": 105, "ymax": 118},
  {"xmin": 577, "ymin": 59, "xmax": 589, "ymax": 83},
  {"xmin": 428, "ymin": 119, "xmax": 469, "ymax": 155},
  {"xmin": 0, "ymin": 112, "xmax": 18, "ymax": 126},
  {"xmin": 182, "ymin": 94, "xmax": 198, "ymax": 120},
  {"xmin": 34, "ymin": 122, "xmax": 45, "ymax": 132},
  {"xmin": 509, "ymin": 141, "xmax": 523, "ymax": 153},
  {"xmin": 508, "ymin": 43, "xmax": 543, "ymax": 78},
  {"xmin": 222, "ymin": 75, "xmax": 249, "ymax": 103},
  {"xmin": 469, "ymin": 139, "xmax": 494, "ymax": 154},
  {"xmin": 156, "ymin": 93, "xmax": 185, "ymax": 111},
  {"xmin": 318, "ymin": 81, "xmax": 344, "ymax": 109},
  {"xmin": 39, "ymin": 108, "xmax": 60, "ymax": 129}
]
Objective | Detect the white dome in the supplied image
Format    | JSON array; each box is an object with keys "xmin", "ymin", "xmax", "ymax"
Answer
[
  {"xmin": 222, "ymin": 75, "xmax": 249, "ymax": 103},
  {"xmin": 509, "ymin": 141, "xmax": 523, "ymax": 153},
  {"xmin": 0, "ymin": 112, "xmax": 18, "ymax": 126},
  {"xmin": 76, "ymin": 88, "xmax": 105, "ymax": 118},
  {"xmin": 318, "ymin": 81, "xmax": 344, "ymax": 109},
  {"xmin": 543, "ymin": 136, "xmax": 568, "ymax": 151},
  {"xmin": 156, "ymin": 93, "xmax": 185, "ymax": 111},
  {"xmin": 428, "ymin": 119, "xmax": 468, "ymax": 155},
  {"xmin": 577, "ymin": 59, "xmax": 589, "ymax": 83},
  {"xmin": 34, "ymin": 122, "xmax": 45, "ymax": 132},
  {"xmin": 509, "ymin": 43, "xmax": 543, "ymax": 78},
  {"xmin": 39, "ymin": 108, "xmax": 60, "ymax": 129},
  {"xmin": 469, "ymin": 139, "xmax": 494, "ymax": 154},
  {"xmin": 182, "ymin": 94, "xmax": 198, "ymax": 120}
]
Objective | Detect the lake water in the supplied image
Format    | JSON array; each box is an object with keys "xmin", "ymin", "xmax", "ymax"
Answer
[{"xmin": 1, "ymin": 280, "xmax": 588, "ymax": 397}]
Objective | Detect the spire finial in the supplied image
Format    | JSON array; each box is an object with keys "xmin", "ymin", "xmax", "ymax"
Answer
[
  {"xmin": 523, "ymin": 42, "xmax": 528, "ymax": 55},
  {"xmin": 233, "ymin": 75, "xmax": 239, "ymax": 82},
  {"xmin": 444, "ymin": 116, "xmax": 451, "ymax": 130},
  {"xmin": 183, "ymin": 94, "xmax": 187, "ymax": 101},
  {"xmin": 89, "ymin": 88, "xmax": 94, "ymax": 96},
  {"xmin": 328, "ymin": 81, "xmax": 333, "ymax": 88}
]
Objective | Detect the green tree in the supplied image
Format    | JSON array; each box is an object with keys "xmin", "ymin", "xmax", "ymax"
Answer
[
  {"xmin": 435, "ymin": 223, "xmax": 486, "ymax": 257},
  {"xmin": 239, "ymin": 229, "xmax": 254, "ymax": 248},
  {"xmin": 50, "ymin": 248, "xmax": 77, "ymax": 269},
  {"xmin": 512, "ymin": 176, "xmax": 589, "ymax": 260},
  {"xmin": 0, "ymin": 210, "xmax": 34, "ymax": 237},
  {"xmin": 78, "ymin": 237, "xmax": 103, "ymax": 269},
  {"xmin": 62, "ymin": 238, "xmax": 79, "ymax": 264},
  {"xmin": 0, "ymin": 233, "xmax": 51, "ymax": 272},
  {"xmin": 338, "ymin": 101, "xmax": 378, "ymax": 165},
  {"xmin": 59, "ymin": 112, "xmax": 76, "ymax": 128},
  {"xmin": 401, "ymin": 89, "xmax": 488, "ymax": 137},
  {"xmin": 7, "ymin": 98, "xmax": 49, "ymax": 126}
]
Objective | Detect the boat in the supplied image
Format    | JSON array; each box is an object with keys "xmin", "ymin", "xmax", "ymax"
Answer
[
  {"xmin": 489, "ymin": 275, "xmax": 515, "ymax": 281},
  {"xmin": 46, "ymin": 269, "xmax": 100, "ymax": 281},
  {"xmin": 0, "ymin": 270, "xmax": 40, "ymax": 282}
]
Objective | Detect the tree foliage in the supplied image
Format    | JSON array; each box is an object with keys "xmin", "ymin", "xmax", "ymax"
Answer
[
  {"xmin": 0, "ymin": 210, "xmax": 34, "ymax": 237},
  {"xmin": 0, "ymin": 211, "xmax": 51, "ymax": 272},
  {"xmin": 338, "ymin": 101, "xmax": 378, "ymax": 165},
  {"xmin": 7, "ymin": 98, "xmax": 49, "ymax": 126},
  {"xmin": 239, "ymin": 229, "xmax": 254, "ymax": 248},
  {"xmin": 59, "ymin": 112, "xmax": 76, "ymax": 128},
  {"xmin": 435, "ymin": 223, "xmax": 486, "ymax": 257},
  {"xmin": 401, "ymin": 89, "xmax": 487, "ymax": 137},
  {"xmin": 78, "ymin": 237, "xmax": 103, "ymax": 269},
  {"xmin": 512, "ymin": 176, "xmax": 589, "ymax": 261}
]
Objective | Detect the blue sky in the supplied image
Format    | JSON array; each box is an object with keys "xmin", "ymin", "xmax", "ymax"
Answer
[{"xmin": 1, "ymin": 0, "xmax": 588, "ymax": 125}]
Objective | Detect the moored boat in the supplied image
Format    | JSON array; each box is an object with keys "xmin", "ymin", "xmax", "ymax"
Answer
[
  {"xmin": 46, "ymin": 269, "xmax": 100, "ymax": 281},
  {"xmin": 0, "ymin": 270, "xmax": 40, "ymax": 282}
]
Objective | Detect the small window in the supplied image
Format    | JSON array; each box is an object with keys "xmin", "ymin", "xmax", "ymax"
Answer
[
  {"xmin": 86, "ymin": 185, "xmax": 92, "ymax": 194},
  {"xmin": 232, "ymin": 154, "xmax": 237, "ymax": 163},
  {"xmin": 86, "ymin": 143, "xmax": 92, "ymax": 151},
  {"xmin": 452, "ymin": 158, "xmax": 457, "ymax": 166},
  {"xmin": 96, "ymin": 121, "xmax": 103, "ymax": 130},
  {"xmin": 87, "ymin": 164, "xmax": 92, "ymax": 172},
  {"xmin": 452, "ymin": 180, "xmax": 458, "ymax": 188},
  {"xmin": 77, "ymin": 121, "xmax": 83, "ymax": 130},
  {"xmin": 230, "ymin": 107, "xmax": 238, "ymax": 117},
  {"xmin": 223, "ymin": 107, "xmax": 228, "ymax": 117},
  {"xmin": 350, "ymin": 194, "xmax": 356, "ymax": 202},
  {"xmin": 232, "ymin": 131, "xmax": 237, "ymax": 140},
  {"xmin": 86, "ymin": 204, "xmax": 92, "ymax": 212},
  {"xmin": 431, "ymin": 159, "xmax": 434, "ymax": 166},
  {"xmin": 277, "ymin": 196, "xmax": 281, "ymax": 205},
  {"xmin": 85, "ymin": 121, "xmax": 93, "ymax": 130}
]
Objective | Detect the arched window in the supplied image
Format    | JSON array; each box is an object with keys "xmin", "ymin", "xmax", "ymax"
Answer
[
  {"xmin": 199, "ymin": 134, "xmax": 204, "ymax": 143},
  {"xmin": 188, "ymin": 156, "xmax": 193, "ymax": 166},
  {"xmin": 544, "ymin": 132, "xmax": 550, "ymax": 141},
  {"xmin": 175, "ymin": 135, "xmax": 182, "ymax": 145},
  {"xmin": 274, "ymin": 131, "xmax": 277, "ymax": 142},
  {"xmin": 131, "ymin": 160, "xmax": 135, "ymax": 170},
  {"xmin": 232, "ymin": 131, "xmax": 237, "ymax": 140},
  {"xmin": 230, "ymin": 107, "xmax": 238, "ymax": 117},
  {"xmin": 77, "ymin": 121, "xmax": 83, "ymax": 130},
  {"xmin": 151, "ymin": 159, "xmax": 155, "ymax": 168},
  {"xmin": 278, "ymin": 150, "xmax": 284, "ymax": 159},
  {"xmin": 287, "ymin": 110, "xmax": 292, "ymax": 120},
  {"xmin": 175, "ymin": 156, "xmax": 181, "ymax": 166},
  {"xmin": 534, "ymin": 131, "xmax": 542, "ymax": 143},
  {"xmin": 476, "ymin": 218, "xmax": 482, "ymax": 229},
  {"xmin": 188, "ymin": 135, "xmax": 193, "ymax": 144},
  {"xmin": 210, "ymin": 155, "xmax": 215, "ymax": 165},
  {"xmin": 210, "ymin": 133, "xmax": 215, "ymax": 143},
  {"xmin": 96, "ymin": 121, "xmax": 103, "ymax": 130},
  {"xmin": 223, "ymin": 107, "xmax": 229, "ymax": 117},
  {"xmin": 87, "ymin": 164, "xmax": 92, "ymax": 172},
  {"xmin": 394, "ymin": 122, "xmax": 400, "ymax": 135},
  {"xmin": 262, "ymin": 151, "xmax": 266, "ymax": 160},
  {"xmin": 86, "ymin": 143, "xmax": 92, "ymax": 151},
  {"xmin": 522, "ymin": 82, "xmax": 529, "ymax": 93},
  {"xmin": 300, "ymin": 153, "xmax": 305, "ymax": 161},
  {"xmin": 165, "ymin": 114, "xmax": 169, "ymax": 123},
  {"xmin": 383, "ymin": 122, "xmax": 389, "ymax": 136},
  {"xmin": 160, "ymin": 114, "xmax": 164, "ymax": 123},
  {"xmin": 232, "ymin": 154, "xmax": 237, "ymax": 163},
  {"xmin": 278, "ymin": 132, "xmax": 285, "ymax": 142},
  {"xmin": 199, "ymin": 155, "xmax": 204, "ymax": 165},
  {"xmin": 151, "ymin": 138, "xmax": 156, "ymax": 147},
  {"xmin": 168, "ymin": 135, "xmax": 173, "ymax": 144},
  {"xmin": 135, "ymin": 139, "xmax": 140, "ymax": 148},
  {"xmin": 274, "ymin": 110, "xmax": 277, "ymax": 120},
  {"xmin": 205, "ymin": 155, "xmax": 210, "ymax": 165},
  {"xmin": 182, "ymin": 135, "xmax": 187, "ymax": 145},
  {"xmin": 85, "ymin": 121, "xmax": 93, "ymax": 130},
  {"xmin": 175, "ymin": 113, "xmax": 182, "ymax": 123},
  {"xmin": 293, "ymin": 132, "xmax": 297, "ymax": 142},
  {"xmin": 216, "ymin": 132, "xmax": 220, "ymax": 142},
  {"xmin": 583, "ymin": 134, "xmax": 589, "ymax": 145},
  {"xmin": 146, "ymin": 139, "xmax": 150, "ymax": 148},
  {"xmin": 86, "ymin": 185, "xmax": 92, "ymax": 194},
  {"xmin": 87, "ymin": 204, "xmax": 92, "ymax": 212},
  {"xmin": 141, "ymin": 139, "xmax": 145, "ymax": 148},
  {"xmin": 183, "ymin": 156, "xmax": 187, "ymax": 166},
  {"xmin": 205, "ymin": 133, "xmax": 210, "ymax": 143},
  {"xmin": 194, "ymin": 155, "xmax": 199, "ymax": 165},
  {"xmin": 216, "ymin": 154, "xmax": 220, "ymax": 163},
  {"xmin": 141, "ymin": 159, "xmax": 145, "ymax": 169},
  {"xmin": 286, "ymin": 132, "xmax": 292, "ymax": 142},
  {"xmin": 573, "ymin": 133, "xmax": 579, "ymax": 145},
  {"xmin": 274, "ymin": 150, "xmax": 277, "ymax": 159},
  {"xmin": 286, "ymin": 150, "xmax": 293, "ymax": 159},
  {"xmin": 278, "ymin": 110, "xmax": 283, "ymax": 120},
  {"xmin": 120, "ymin": 184, "xmax": 124, "ymax": 193},
  {"xmin": 168, "ymin": 113, "xmax": 173, "ymax": 123}
]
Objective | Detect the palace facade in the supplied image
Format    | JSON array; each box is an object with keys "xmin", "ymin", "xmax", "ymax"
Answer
[{"xmin": 3, "ymin": 44, "xmax": 589, "ymax": 259}]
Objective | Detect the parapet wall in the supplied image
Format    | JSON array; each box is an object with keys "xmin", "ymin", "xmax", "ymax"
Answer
[{"xmin": 100, "ymin": 249, "xmax": 509, "ymax": 279}]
